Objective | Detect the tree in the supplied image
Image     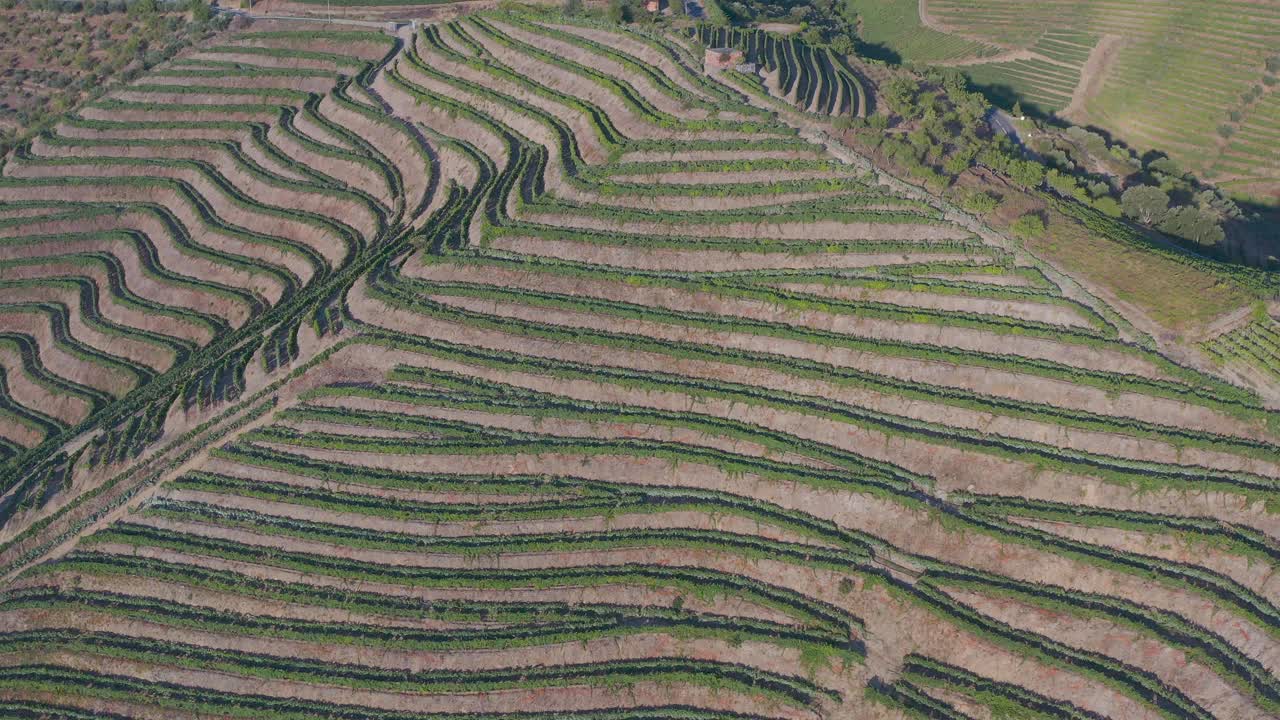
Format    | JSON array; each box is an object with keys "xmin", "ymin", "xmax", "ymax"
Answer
[
  {"xmin": 1007, "ymin": 159, "xmax": 1045, "ymax": 189},
  {"xmin": 937, "ymin": 68, "xmax": 967, "ymax": 96},
  {"xmin": 1010, "ymin": 213, "xmax": 1046, "ymax": 239},
  {"xmin": 944, "ymin": 149, "xmax": 973, "ymax": 176},
  {"xmin": 1011, "ymin": 101, "xmax": 1023, "ymax": 118},
  {"xmin": 1157, "ymin": 206, "xmax": 1224, "ymax": 247},
  {"xmin": 1120, "ymin": 185, "xmax": 1170, "ymax": 224},
  {"xmin": 882, "ymin": 77, "xmax": 920, "ymax": 118},
  {"xmin": 976, "ymin": 146, "xmax": 1012, "ymax": 174}
]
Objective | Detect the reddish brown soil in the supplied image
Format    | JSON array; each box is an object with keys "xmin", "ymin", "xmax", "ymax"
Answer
[
  {"xmin": 0, "ymin": 259, "xmax": 213, "ymax": 347},
  {"xmin": 0, "ymin": 309, "xmax": 134, "ymax": 398},
  {"xmin": 0, "ymin": 194, "xmax": 288, "ymax": 309},
  {"xmin": 0, "ymin": 650, "xmax": 817, "ymax": 719},
  {"xmin": 1, "ymin": 161, "xmax": 335, "ymax": 284},
  {"xmin": 1008, "ymin": 517, "xmax": 1280, "ymax": 604},
  {"xmin": 265, "ymin": 123, "xmax": 394, "ymax": 204},
  {"xmin": 487, "ymin": 235, "xmax": 985, "ymax": 271},
  {"xmin": 0, "ymin": 413, "xmax": 44, "ymax": 450},
  {"xmin": 346, "ymin": 290, "xmax": 1280, "ymax": 538},
  {"xmin": 160, "ymin": 486, "xmax": 835, "ymax": 549},
  {"xmin": 223, "ymin": 35, "xmax": 393, "ymax": 63},
  {"xmin": 0, "ymin": 284, "xmax": 175, "ymax": 372},
  {"xmin": 460, "ymin": 18, "xmax": 768, "ymax": 144},
  {"xmin": 18, "ymin": 142, "xmax": 366, "ymax": 260},
  {"xmin": 769, "ymin": 281, "xmax": 1096, "ymax": 329},
  {"xmin": 144, "ymin": 73, "xmax": 339, "ymax": 94},
  {"xmin": 617, "ymin": 149, "xmax": 826, "ymax": 163},
  {"xmin": 305, "ymin": 392, "xmax": 831, "ymax": 469},
  {"xmin": 943, "ymin": 586, "xmax": 1268, "ymax": 719},
  {"xmin": 0, "ymin": 210, "xmax": 261, "ymax": 327},
  {"xmin": 487, "ymin": 19, "xmax": 708, "ymax": 123},
  {"xmin": 0, "ymin": 341, "xmax": 91, "ymax": 428},
  {"xmin": 316, "ymin": 92, "xmax": 430, "ymax": 224},
  {"xmin": 540, "ymin": 22, "xmax": 719, "ymax": 103},
  {"xmin": 516, "ymin": 210, "xmax": 972, "ymax": 243}
]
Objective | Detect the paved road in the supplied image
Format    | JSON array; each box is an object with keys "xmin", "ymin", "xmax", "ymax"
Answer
[{"xmin": 986, "ymin": 108, "xmax": 1024, "ymax": 148}]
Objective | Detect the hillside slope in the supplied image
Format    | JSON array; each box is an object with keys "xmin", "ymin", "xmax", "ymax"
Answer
[
  {"xmin": 845, "ymin": 0, "xmax": 1280, "ymax": 204},
  {"xmin": 0, "ymin": 13, "xmax": 1278, "ymax": 720}
]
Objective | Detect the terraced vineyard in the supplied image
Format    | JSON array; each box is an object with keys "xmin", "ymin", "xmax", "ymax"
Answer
[
  {"xmin": 690, "ymin": 25, "xmax": 870, "ymax": 117},
  {"xmin": 1, "ymin": 12, "xmax": 1279, "ymax": 720},
  {"xmin": 847, "ymin": 0, "xmax": 1280, "ymax": 201}
]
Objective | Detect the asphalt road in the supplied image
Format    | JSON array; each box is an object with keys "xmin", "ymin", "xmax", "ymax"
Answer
[{"xmin": 986, "ymin": 108, "xmax": 1024, "ymax": 148}]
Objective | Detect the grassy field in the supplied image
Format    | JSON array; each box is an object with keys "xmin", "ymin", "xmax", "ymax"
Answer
[
  {"xmin": 841, "ymin": 0, "xmax": 999, "ymax": 63},
  {"xmin": 0, "ymin": 10, "xmax": 1276, "ymax": 720}
]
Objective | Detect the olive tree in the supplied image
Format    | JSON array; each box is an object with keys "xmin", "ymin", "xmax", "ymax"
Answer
[{"xmin": 1120, "ymin": 185, "xmax": 1170, "ymax": 225}]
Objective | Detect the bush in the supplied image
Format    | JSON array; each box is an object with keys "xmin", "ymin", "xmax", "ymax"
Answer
[
  {"xmin": 1045, "ymin": 169, "xmax": 1078, "ymax": 196},
  {"xmin": 608, "ymin": 0, "xmax": 637, "ymax": 23},
  {"xmin": 1007, "ymin": 159, "xmax": 1045, "ymax": 189},
  {"xmin": 1010, "ymin": 213, "xmax": 1046, "ymax": 239},
  {"xmin": 188, "ymin": 0, "xmax": 211, "ymax": 21},
  {"xmin": 959, "ymin": 190, "xmax": 998, "ymax": 214},
  {"xmin": 1044, "ymin": 149, "xmax": 1072, "ymax": 170},
  {"xmin": 882, "ymin": 77, "xmax": 920, "ymax": 118},
  {"xmin": 1093, "ymin": 196, "xmax": 1122, "ymax": 218},
  {"xmin": 943, "ymin": 151, "xmax": 972, "ymax": 176},
  {"xmin": 1087, "ymin": 181, "xmax": 1111, "ymax": 198},
  {"xmin": 1146, "ymin": 157, "xmax": 1181, "ymax": 177}
]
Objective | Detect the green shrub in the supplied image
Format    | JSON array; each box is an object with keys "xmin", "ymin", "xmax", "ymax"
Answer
[
  {"xmin": 960, "ymin": 189, "xmax": 998, "ymax": 214},
  {"xmin": 1007, "ymin": 159, "xmax": 1045, "ymax": 189},
  {"xmin": 1093, "ymin": 195, "xmax": 1122, "ymax": 218},
  {"xmin": 1010, "ymin": 213, "xmax": 1045, "ymax": 239}
]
